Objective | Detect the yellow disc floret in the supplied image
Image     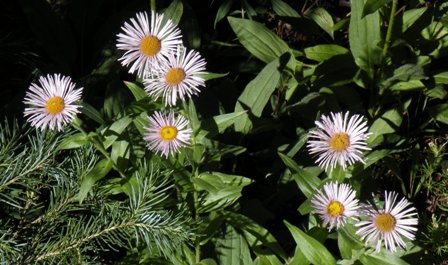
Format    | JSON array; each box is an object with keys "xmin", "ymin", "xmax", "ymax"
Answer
[
  {"xmin": 165, "ymin": 68, "xmax": 186, "ymax": 86},
  {"xmin": 374, "ymin": 213, "xmax": 396, "ymax": 233},
  {"xmin": 329, "ymin": 132, "xmax": 350, "ymax": 152},
  {"xmin": 160, "ymin": 126, "xmax": 178, "ymax": 141},
  {"xmin": 140, "ymin": 35, "xmax": 162, "ymax": 56},
  {"xmin": 326, "ymin": 200, "xmax": 344, "ymax": 217},
  {"xmin": 45, "ymin": 96, "xmax": 65, "ymax": 114}
]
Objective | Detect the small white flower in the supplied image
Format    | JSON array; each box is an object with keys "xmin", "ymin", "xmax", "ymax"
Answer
[
  {"xmin": 355, "ymin": 191, "xmax": 418, "ymax": 252},
  {"xmin": 307, "ymin": 112, "xmax": 371, "ymax": 171},
  {"xmin": 116, "ymin": 11, "xmax": 183, "ymax": 77},
  {"xmin": 23, "ymin": 74, "xmax": 83, "ymax": 131},
  {"xmin": 143, "ymin": 46, "xmax": 206, "ymax": 106},
  {"xmin": 311, "ymin": 182, "xmax": 359, "ymax": 230},
  {"xmin": 143, "ymin": 111, "xmax": 192, "ymax": 158}
]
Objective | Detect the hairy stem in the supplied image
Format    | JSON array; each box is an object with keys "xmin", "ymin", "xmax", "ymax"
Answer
[{"xmin": 382, "ymin": 0, "xmax": 398, "ymax": 60}]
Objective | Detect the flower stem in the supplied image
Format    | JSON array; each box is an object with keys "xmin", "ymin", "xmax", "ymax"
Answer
[
  {"xmin": 150, "ymin": 0, "xmax": 156, "ymax": 12},
  {"xmin": 382, "ymin": 0, "xmax": 398, "ymax": 61}
]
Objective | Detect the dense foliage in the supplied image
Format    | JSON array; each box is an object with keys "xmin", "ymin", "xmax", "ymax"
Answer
[{"xmin": 1, "ymin": 0, "xmax": 448, "ymax": 264}]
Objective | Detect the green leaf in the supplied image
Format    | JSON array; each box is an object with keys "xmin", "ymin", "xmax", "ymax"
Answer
[
  {"xmin": 253, "ymin": 255, "xmax": 283, "ymax": 265},
  {"xmin": 163, "ymin": 0, "xmax": 183, "ymax": 25},
  {"xmin": 56, "ymin": 132, "xmax": 88, "ymax": 150},
  {"xmin": 196, "ymin": 259, "xmax": 218, "ymax": 265},
  {"xmin": 228, "ymin": 16, "xmax": 291, "ymax": 63},
  {"xmin": 368, "ymin": 109, "xmax": 402, "ymax": 144},
  {"xmin": 81, "ymin": 102, "xmax": 105, "ymax": 124},
  {"xmin": 338, "ymin": 224, "xmax": 364, "ymax": 259},
  {"xmin": 76, "ymin": 158, "xmax": 113, "ymax": 203},
  {"xmin": 215, "ymin": 226, "xmax": 253, "ymax": 265},
  {"xmin": 349, "ymin": 0, "xmax": 382, "ymax": 75},
  {"xmin": 196, "ymin": 71, "xmax": 228, "ymax": 81},
  {"xmin": 402, "ymin": 7, "xmax": 427, "ymax": 33},
  {"xmin": 214, "ymin": 0, "xmax": 232, "ymax": 28},
  {"xmin": 434, "ymin": 71, "xmax": 448, "ymax": 84},
  {"xmin": 234, "ymin": 56, "xmax": 284, "ymax": 133},
  {"xmin": 198, "ymin": 111, "xmax": 248, "ymax": 140},
  {"xmin": 307, "ymin": 8, "xmax": 334, "ymax": 39},
  {"xmin": 102, "ymin": 116, "xmax": 133, "ymax": 149},
  {"xmin": 362, "ymin": 0, "xmax": 391, "ymax": 18},
  {"xmin": 304, "ymin": 44, "xmax": 349, "ymax": 62},
  {"xmin": 284, "ymin": 221, "xmax": 336, "ymax": 265},
  {"xmin": 278, "ymin": 152, "xmax": 301, "ymax": 172},
  {"xmin": 389, "ymin": 80, "xmax": 425, "ymax": 91},
  {"xmin": 194, "ymin": 172, "xmax": 252, "ymax": 212},
  {"xmin": 225, "ymin": 211, "xmax": 287, "ymax": 259},
  {"xmin": 359, "ymin": 251, "xmax": 409, "ymax": 265},
  {"xmin": 271, "ymin": 0, "xmax": 300, "ymax": 17},
  {"xmin": 124, "ymin": 81, "xmax": 147, "ymax": 101},
  {"xmin": 293, "ymin": 167, "xmax": 322, "ymax": 198},
  {"xmin": 429, "ymin": 104, "xmax": 448, "ymax": 125}
]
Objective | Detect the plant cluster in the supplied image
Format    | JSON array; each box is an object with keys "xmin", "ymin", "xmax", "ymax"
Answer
[{"xmin": 1, "ymin": 0, "xmax": 448, "ymax": 264}]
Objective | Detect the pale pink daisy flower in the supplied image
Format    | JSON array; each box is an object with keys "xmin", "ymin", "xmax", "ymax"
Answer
[
  {"xmin": 307, "ymin": 112, "xmax": 371, "ymax": 171},
  {"xmin": 23, "ymin": 74, "xmax": 83, "ymax": 131},
  {"xmin": 116, "ymin": 11, "xmax": 183, "ymax": 77},
  {"xmin": 143, "ymin": 111, "xmax": 192, "ymax": 158},
  {"xmin": 143, "ymin": 46, "xmax": 206, "ymax": 106},
  {"xmin": 311, "ymin": 182, "xmax": 359, "ymax": 230},
  {"xmin": 355, "ymin": 191, "xmax": 418, "ymax": 252}
]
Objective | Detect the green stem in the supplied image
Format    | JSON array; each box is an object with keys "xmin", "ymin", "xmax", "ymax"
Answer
[
  {"xmin": 382, "ymin": 0, "xmax": 398, "ymax": 61},
  {"xmin": 72, "ymin": 123, "xmax": 127, "ymax": 179},
  {"xmin": 150, "ymin": 0, "xmax": 156, "ymax": 12}
]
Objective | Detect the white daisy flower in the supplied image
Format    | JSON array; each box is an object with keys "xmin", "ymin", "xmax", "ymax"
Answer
[
  {"xmin": 143, "ymin": 46, "xmax": 206, "ymax": 106},
  {"xmin": 23, "ymin": 74, "xmax": 83, "ymax": 131},
  {"xmin": 143, "ymin": 111, "xmax": 192, "ymax": 158},
  {"xmin": 355, "ymin": 191, "xmax": 418, "ymax": 252},
  {"xmin": 116, "ymin": 11, "xmax": 183, "ymax": 77},
  {"xmin": 307, "ymin": 111, "xmax": 371, "ymax": 171},
  {"xmin": 311, "ymin": 182, "xmax": 359, "ymax": 230}
]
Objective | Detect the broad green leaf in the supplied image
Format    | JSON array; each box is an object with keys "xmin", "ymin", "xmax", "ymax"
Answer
[
  {"xmin": 234, "ymin": 56, "xmax": 284, "ymax": 133},
  {"xmin": 368, "ymin": 109, "xmax": 402, "ymax": 144},
  {"xmin": 298, "ymin": 198, "xmax": 312, "ymax": 215},
  {"xmin": 284, "ymin": 221, "xmax": 336, "ymax": 265},
  {"xmin": 402, "ymin": 7, "xmax": 427, "ymax": 33},
  {"xmin": 57, "ymin": 132, "xmax": 88, "ymax": 150},
  {"xmin": 225, "ymin": 211, "xmax": 286, "ymax": 259},
  {"xmin": 362, "ymin": 0, "xmax": 391, "ymax": 18},
  {"xmin": 363, "ymin": 150, "xmax": 389, "ymax": 169},
  {"xmin": 304, "ymin": 44, "xmax": 349, "ymax": 62},
  {"xmin": 253, "ymin": 255, "xmax": 283, "ymax": 265},
  {"xmin": 429, "ymin": 104, "xmax": 448, "ymax": 124},
  {"xmin": 307, "ymin": 8, "xmax": 334, "ymax": 39},
  {"xmin": 338, "ymin": 224, "xmax": 364, "ymax": 259},
  {"xmin": 421, "ymin": 21, "xmax": 448, "ymax": 40},
  {"xmin": 359, "ymin": 251, "xmax": 409, "ymax": 265},
  {"xmin": 434, "ymin": 72, "xmax": 448, "ymax": 84},
  {"xmin": 293, "ymin": 167, "xmax": 322, "ymax": 198},
  {"xmin": 349, "ymin": 0, "xmax": 382, "ymax": 75},
  {"xmin": 163, "ymin": 0, "xmax": 183, "ymax": 25},
  {"xmin": 228, "ymin": 16, "xmax": 290, "ymax": 63},
  {"xmin": 389, "ymin": 80, "xmax": 425, "ymax": 91},
  {"xmin": 194, "ymin": 172, "xmax": 252, "ymax": 212},
  {"xmin": 76, "ymin": 158, "xmax": 113, "ymax": 203},
  {"xmin": 81, "ymin": 102, "xmax": 105, "ymax": 124},
  {"xmin": 214, "ymin": 0, "xmax": 232, "ymax": 28},
  {"xmin": 102, "ymin": 116, "xmax": 133, "ymax": 149},
  {"xmin": 287, "ymin": 246, "xmax": 309, "ymax": 265},
  {"xmin": 425, "ymin": 86, "xmax": 447, "ymax": 99},
  {"xmin": 111, "ymin": 140, "xmax": 130, "ymax": 169},
  {"xmin": 271, "ymin": 0, "xmax": 300, "ymax": 17},
  {"xmin": 198, "ymin": 111, "xmax": 248, "ymax": 140},
  {"xmin": 124, "ymin": 81, "xmax": 147, "ymax": 101},
  {"xmin": 215, "ymin": 226, "xmax": 253, "ymax": 265},
  {"xmin": 278, "ymin": 152, "xmax": 301, "ymax": 172}
]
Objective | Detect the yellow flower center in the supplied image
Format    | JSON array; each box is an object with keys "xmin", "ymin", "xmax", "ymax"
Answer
[
  {"xmin": 160, "ymin": 126, "xmax": 178, "ymax": 141},
  {"xmin": 139, "ymin": 35, "xmax": 161, "ymax": 57},
  {"xmin": 326, "ymin": 200, "xmax": 344, "ymax": 217},
  {"xmin": 45, "ymin": 96, "xmax": 65, "ymax": 114},
  {"xmin": 165, "ymin": 68, "xmax": 186, "ymax": 86},
  {"xmin": 374, "ymin": 213, "xmax": 396, "ymax": 233},
  {"xmin": 329, "ymin": 133, "xmax": 350, "ymax": 152}
]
